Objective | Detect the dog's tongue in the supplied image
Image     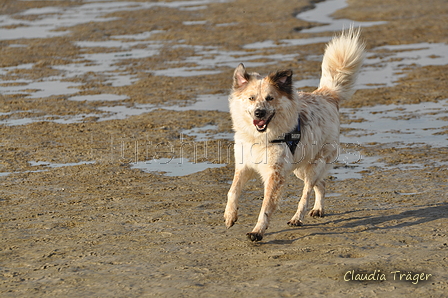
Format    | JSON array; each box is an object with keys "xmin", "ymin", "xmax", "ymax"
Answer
[{"xmin": 253, "ymin": 119, "xmax": 266, "ymax": 127}]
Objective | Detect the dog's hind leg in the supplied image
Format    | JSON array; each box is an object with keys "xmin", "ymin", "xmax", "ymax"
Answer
[
  {"xmin": 287, "ymin": 179, "xmax": 313, "ymax": 226},
  {"xmin": 309, "ymin": 180, "xmax": 325, "ymax": 217},
  {"xmin": 224, "ymin": 167, "xmax": 253, "ymax": 228},
  {"xmin": 288, "ymin": 162, "xmax": 328, "ymax": 226}
]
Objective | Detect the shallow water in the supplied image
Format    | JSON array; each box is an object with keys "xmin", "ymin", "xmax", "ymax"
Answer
[
  {"xmin": 295, "ymin": 0, "xmax": 386, "ymax": 33},
  {"xmin": 0, "ymin": 161, "xmax": 96, "ymax": 177},
  {"xmin": 1, "ymin": 0, "xmax": 445, "ymax": 102},
  {"xmin": 69, "ymin": 94, "xmax": 129, "ymax": 102},
  {"xmin": 181, "ymin": 124, "xmax": 233, "ymax": 142},
  {"xmin": 341, "ymin": 99, "xmax": 448, "ymax": 147},
  {"xmin": 92, "ymin": 94, "xmax": 230, "ymax": 122},
  {"xmin": 358, "ymin": 43, "xmax": 448, "ymax": 89},
  {"xmin": 28, "ymin": 160, "xmax": 96, "ymax": 168},
  {"xmin": 243, "ymin": 42, "xmax": 448, "ymax": 89},
  {"xmin": 0, "ymin": 1, "xmax": 220, "ymax": 96},
  {"xmin": 1, "ymin": 0, "xmax": 445, "ymax": 101},
  {"xmin": 0, "ymin": 1, "xmax": 221, "ymax": 40},
  {"xmin": 131, "ymin": 158, "xmax": 226, "ymax": 177}
]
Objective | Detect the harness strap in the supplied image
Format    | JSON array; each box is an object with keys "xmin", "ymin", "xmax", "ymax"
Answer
[{"xmin": 270, "ymin": 117, "xmax": 301, "ymax": 155}]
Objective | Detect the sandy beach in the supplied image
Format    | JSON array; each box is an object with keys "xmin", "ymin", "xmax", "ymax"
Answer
[{"xmin": 1, "ymin": 0, "xmax": 447, "ymax": 296}]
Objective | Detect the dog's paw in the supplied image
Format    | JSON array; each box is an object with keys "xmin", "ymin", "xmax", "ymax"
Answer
[
  {"xmin": 287, "ymin": 219, "xmax": 303, "ymax": 227},
  {"xmin": 224, "ymin": 212, "xmax": 238, "ymax": 229},
  {"xmin": 246, "ymin": 232, "xmax": 263, "ymax": 242},
  {"xmin": 225, "ymin": 218, "xmax": 237, "ymax": 229},
  {"xmin": 309, "ymin": 209, "xmax": 324, "ymax": 217}
]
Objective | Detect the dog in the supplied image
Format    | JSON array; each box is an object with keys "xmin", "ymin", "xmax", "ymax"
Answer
[{"xmin": 224, "ymin": 28, "xmax": 365, "ymax": 241}]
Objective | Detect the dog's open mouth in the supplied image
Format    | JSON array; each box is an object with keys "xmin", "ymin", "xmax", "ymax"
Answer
[{"xmin": 253, "ymin": 113, "xmax": 275, "ymax": 132}]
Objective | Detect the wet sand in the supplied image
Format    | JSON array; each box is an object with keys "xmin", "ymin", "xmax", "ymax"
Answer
[{"xmin": 1, "ymin": 0, "xmax": 447, "ymax": 297}]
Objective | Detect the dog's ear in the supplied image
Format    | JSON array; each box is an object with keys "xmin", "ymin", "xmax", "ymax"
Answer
[
  {"xmin": 233, "ymin": 63, "xmax": 250, "ymax": 89},
  {"xmin": 268, "ymin": 69, "xmax": 293, "ymax": 95}
]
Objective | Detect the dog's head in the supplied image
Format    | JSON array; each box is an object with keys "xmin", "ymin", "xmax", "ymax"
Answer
[{"xmin": 230, "ymin": 63, "xmax": 294, "ymax": 134}]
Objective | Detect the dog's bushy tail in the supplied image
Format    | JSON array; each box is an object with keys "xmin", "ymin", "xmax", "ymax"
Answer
[{"xmin": 318, "ymin": 27, "xmax": 365, "ymax": 100}]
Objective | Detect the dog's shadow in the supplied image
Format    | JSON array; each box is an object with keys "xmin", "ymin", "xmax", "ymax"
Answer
[{"xmin": 262, "ymin": 202, "xmax": 448, "ymax": 245}]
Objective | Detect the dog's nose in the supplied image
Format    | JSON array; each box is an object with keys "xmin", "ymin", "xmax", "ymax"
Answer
[{"xmin": 254, "ymin": 109, "xmax": 266, "ymax": 119}]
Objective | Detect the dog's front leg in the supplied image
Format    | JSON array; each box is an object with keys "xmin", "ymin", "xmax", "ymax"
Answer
[
  {"xmin": 224, "ymin": 167, "xmax": 253, "ymax": 228},
  {"xmin": 247, "ymin": 170, "xmax": 285, "ymax": 241}
]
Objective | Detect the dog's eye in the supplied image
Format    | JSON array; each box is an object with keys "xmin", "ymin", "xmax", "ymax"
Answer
[
  {"xmin": 266, "ymin": 95, "xmax": 274, "ymax": 101},
  {"xmin": 248, "ymin": 96, "xmax": 255, "ymax": 101}
]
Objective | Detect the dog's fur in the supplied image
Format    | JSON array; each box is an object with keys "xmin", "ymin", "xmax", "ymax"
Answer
[{"xmin": 224, "ymin": 28, "xmax": 365, "ymax": 241}]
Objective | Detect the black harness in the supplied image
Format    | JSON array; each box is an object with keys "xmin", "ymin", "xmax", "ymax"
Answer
[{"xmin": 270, "ymin": 117, "xmax": 301, "ymax": 155}]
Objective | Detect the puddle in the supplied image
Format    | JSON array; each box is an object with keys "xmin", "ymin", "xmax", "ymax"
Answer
[
  {"xmin": 332, "ymin": 152, "xmax": 448, "ymax": 180},
  {"xmin": 183, "ymin": 20, "xmax": 208, "ymax": 25},
  {"xmin": 358, "ymin": 43, "xmax": 448, "ymax": 89},
  {"xmin": 52, "ymin": 45, "xmax": 163, "ymax": 88},
  {"xmin": 0, "ymin": 113, "xmax": 102, "ymax": 126},
  {"xmin": 330, "ymin": 166, "xmax": 363, "ymax": 180},
  {"xmin": 307, "ymin": 140, "xmax": 446, "ymax": 180},
  {"xmin": 151, "ymin": 46, "xmax": 297, "ymax": 77},
  {"xmin": 325, "ymin": 145, "xmax": 370, "ymax": 180},
  {"xmin": 330, "ymin": 154, "xmax": 390, "ymax": 180},
  {"xmin": 295, "ymin": 0, "xmax": 386, "ymax": 33},
  {"xmin": 0, "ymin": 62, "xmax": 34, "ymax": 74},
  {"xmin": 182, "ymin": 124, "xmax": 233, "ymax": 142},
  {"xmin": 170, "ymin": 94, "xmax": 230, "ymax": 112},
  {"xmin": 29, "ymin": 160, "xmax": 96, "ymax": 168},
  {"xmin": 95, "ymin": 93, "xmax": 230, "ymax": 122},
  {"xmin": 0, "ymin": 79, "xmax": 82, "ymax": 98},
  {"xmin": 131, "ymin": 158, "xmax": 226, "ymax": 177},
  {"xmin": 0, "ymin": 64, "xmax": 83, "ymax": 98},
  {"xmin": 112, "ymin": 31, "xmax": 166, "ymax": 41},
  {"xmin": 326, "ymin": 193, "xmax": 342, "ymax": 197},
  {"xmin": 243, "ymin": 36, "xmax": 331, "ymax": 50},
  {"xmin": 0, "ymin": 161, "xmax": 96, "ymax": 177},
  {"xmin": 244, "ymin": 0, "xmax": 385, "ymax": 49},
  {"xmin": 151, "ymin": 67, "xmax": 222, "ymax": 77},
  {"xmin": 341, "ymin": 99, "xmax": 448, "ymax": 147},
  {"xmin": 68, "ymin": 94, "xmax": 129, "ymax": 102}
]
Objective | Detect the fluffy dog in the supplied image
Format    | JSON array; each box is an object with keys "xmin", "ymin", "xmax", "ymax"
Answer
[{"xmin": 224, "ymin": 28, "xmax": 365, "ymax": 241}]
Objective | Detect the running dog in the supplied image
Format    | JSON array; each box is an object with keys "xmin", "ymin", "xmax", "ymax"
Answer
[{"xmin": 224, "ymin": 28, "xmax": 365, "ymax": 241}]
